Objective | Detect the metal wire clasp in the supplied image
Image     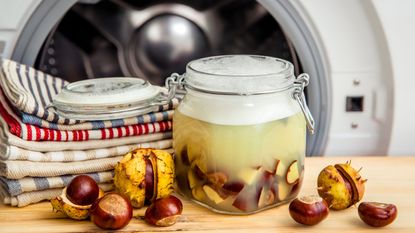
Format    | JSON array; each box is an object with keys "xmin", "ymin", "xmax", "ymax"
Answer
[
  {"xmin": 165, "ymin": 72, "xmax": 184, "ymax": 97},
  {"xmin": 149, "ymin": 73, "xmax": 184, "ymax": 106},
  {"xmin": 292, "ymin": 73, "xmax": 315, "ymax": 134}
]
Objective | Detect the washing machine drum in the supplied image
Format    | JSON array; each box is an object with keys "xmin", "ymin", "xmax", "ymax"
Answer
[{"xmin": 35, "ymin": 0, "xmax": 301, "ymax": 85}]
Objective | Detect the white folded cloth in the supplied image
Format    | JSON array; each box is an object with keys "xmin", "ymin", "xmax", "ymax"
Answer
[
  {"xmin": 0, "ymin": 139, "xmax": 172, "ymax": 162},
  {"xmin": 0, "ymin": 157, "xmax": 121, "ymax": 179}
]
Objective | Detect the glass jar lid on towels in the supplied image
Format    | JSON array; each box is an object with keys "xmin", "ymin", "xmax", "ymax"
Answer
[{"xmin": 49, "ymin": 77, "xmax": 174, "ymax": 121}]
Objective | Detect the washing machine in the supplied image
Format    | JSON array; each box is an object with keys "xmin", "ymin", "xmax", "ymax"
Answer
[{"xmin": 0, "ymin": 0, "xmax": 414, "ymax": 156}]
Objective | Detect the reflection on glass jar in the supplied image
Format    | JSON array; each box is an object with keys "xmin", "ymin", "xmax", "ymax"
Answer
[{"xmin": 172, "ymin": 55, "xmax": 313, "ymax": 214}]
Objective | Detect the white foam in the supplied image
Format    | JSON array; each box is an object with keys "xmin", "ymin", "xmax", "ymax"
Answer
[
  {"xmin": 177, "ymin": 89, "xmax": 301, "ymax": 125},
  {"xmin": 189, "ymin": 55, "xmax": 287, "ymax": 76},
  {"xmin": 186, "ymin": 55, "xmax": 293, "ymax": 96}
]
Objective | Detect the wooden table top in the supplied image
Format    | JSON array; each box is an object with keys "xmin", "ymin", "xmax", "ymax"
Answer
[{"xmin": 0, "ymin": 156, "xmax": 414, "ymax": 232}]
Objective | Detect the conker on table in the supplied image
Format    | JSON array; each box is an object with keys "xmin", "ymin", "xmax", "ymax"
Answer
[
  {"xmin": 358, "ymin": 202, "xmax": 397, "ymax": 227},
  {"xmin": 144, "ymin": 195, "xmax": 183, "ymax": 227},
  {"xmin": 51, "ymin": 175, "xmax": 104, "ymax": 220},
  {"xmin": 66, "ymin": 175, "xmax": 99, "ymax": 206},
  {"xmin": 90, "ymin": 193, "xmax": 133, "ymax": 230},
  {"xmin": 317, "ymin": 161, "xmax": 366, "ymax": 210},
  {"xmin": 289, "ymin": 195, "xmax": 329, "ymax": 226}
]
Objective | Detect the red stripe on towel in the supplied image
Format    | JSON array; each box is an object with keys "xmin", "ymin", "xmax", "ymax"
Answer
[
  {"xmin": 44, "ymin": 128, "xmax": 49, "ymax": 141},
  {"xmin": 108, "ymin": 128, "xmax": 114, "ymax": 139},
  {"xmin": 144, "ymin": 123, "xmax": 149, "ymax": 134},
  {"xmin": 125, "ymin": 125, "xmax": 130, "ymax": 137},
  {"xmin": 100, "ymin": 128, "xmax": 106, "ymax": 140},
  {"xmin": 73, "ymin": 130, "xmax": 78, "ymax": 141},
  {"xmin": 56, "ymin": 130, "xmax": 61, "ymax": 141},
  {"xmin": 0, "ymin": 102, "xmax": 22, "ymax": 136}
]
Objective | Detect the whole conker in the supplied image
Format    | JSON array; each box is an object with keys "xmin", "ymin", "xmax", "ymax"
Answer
[
  {"xmin": 358, "ymin": 202, "xmax": 397, "ymax": 227},
  {"xmin": 144, "ymin": 195, "xmax": 183, "ymax": 227},
  {"xmin": 90, "ymin": 193, "xmax": 133, "ymax": 230},
  {"xmin": 66, "ymin": 175, "xmax": 99, "ymax": 206},
  {"xmin": 289, "ymin": 195, "xmax": 329, "ymax": 226}
]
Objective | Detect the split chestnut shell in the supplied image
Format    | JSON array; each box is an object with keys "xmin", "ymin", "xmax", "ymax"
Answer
[
  {"xmin": 114, "ymin": 148, "xmax": 175, "ymax": 208},
  {"xmin": 317, "ymin": 161, "xmax": 366, "ymax": 210}
]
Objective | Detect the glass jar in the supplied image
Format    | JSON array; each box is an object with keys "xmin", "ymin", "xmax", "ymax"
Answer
[{"xmin": 170, "ymin": 55, "xmax": 314, "ymax": 214}]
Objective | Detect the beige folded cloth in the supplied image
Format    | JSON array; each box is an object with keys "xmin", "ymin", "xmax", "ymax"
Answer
[
  {"xmin": 0, "ymin": 157, "xmax": 121, "ymax": 179},
  {"xmin": 0, "ymin": 148, "xmax": 174, "ymax": 179},
  {"xmin": 1, "ymin": 183, "xmax": 114, "ymax": 207},
  {"xmin": 0, "ymin": 139, "xmax": 172, "ymax": 162}
]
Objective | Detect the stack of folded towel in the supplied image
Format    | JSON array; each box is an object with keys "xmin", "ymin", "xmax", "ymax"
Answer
[{"xmin": 0, "ymin": 59, "xmax": 178, "ymax": 207}]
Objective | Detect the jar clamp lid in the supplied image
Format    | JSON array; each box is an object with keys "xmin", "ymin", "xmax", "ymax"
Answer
[{"xmin": 49, "ymin": 77, "xmax": 172, "ymax": 120}]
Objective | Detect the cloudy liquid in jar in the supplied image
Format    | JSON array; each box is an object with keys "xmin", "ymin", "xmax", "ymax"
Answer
[{"xmin": 174, "ymin": 101, "xmax": 306, "ymax": 214}]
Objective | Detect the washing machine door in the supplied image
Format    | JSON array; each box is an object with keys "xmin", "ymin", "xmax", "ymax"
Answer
[{"xmin": 6, "ymin": 0, "xmax": 330, "ymax": 156}]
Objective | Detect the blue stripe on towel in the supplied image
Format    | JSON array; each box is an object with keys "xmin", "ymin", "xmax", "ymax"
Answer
[
  {"xmin": 21, "ymin": 114, "xmax": 41, "ymax": 126},
  {"xmin": 162, "ymin": 111, "xmax": 169, "ymax": 121},
  {"xmin": 33, "ymin": 177, "xmax": 50, "ymax": 191},
  {"xmin": 33, "ymin": 70, "xmax": 46, "ymax": 107},
  {"xmin": 136, "ymin": 115, "xmax": 144, "ymax": 124},
  {"xmin": 88, "ymin": 173, "xmax": 101, "ymax": 183},
  {"xmin": 91, "ymin": 121, "xmax": 105, "ymax": 129},
  {"xmin": 0, "ymin": 177, "xmax": 22, "ymax": 196},
  {"xmin": 43, "ymin": 75, "xmax": 53, "ymax": 104},
  {"xmin": 15, "ymin": 63, "xmax": 24, "ymax": 88},
  {"xmin": 110, "ymin": 119, "xmax": 124, "ymax": 128},
  {"xmin": 150, "ymin": 113, "xmax": 156, "ymax": 122},
  {"xmin": 61, "ymin": 175, "xmax": 73, "ymax": 186}
]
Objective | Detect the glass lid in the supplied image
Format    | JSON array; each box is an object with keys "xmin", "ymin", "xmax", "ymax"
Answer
[
  {"xmin": 50, "ymin": 77, "xmax": 163, "ymax": 120},
  {"xmin": 53, "ymin": 77, "xmax": 161, "ymax": 107}
]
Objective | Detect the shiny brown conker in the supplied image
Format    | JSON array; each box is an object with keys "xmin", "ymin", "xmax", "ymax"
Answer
[
  {"xmin": 144, "ymin": 195, "xmax": 183, "ymax": 227},
  {"xmin": 289, "ymin": 195, "xmax": 329, "ymax": 226},
  {"xmin": 66, "ymin": 175, "xmax": 99, "ymax": 206},
  {"xmin": 90, "ymin": 193, "xmax": 133, "ymax": 230},
  {"xmin": 358, "ymin": 202, "xmax": 397, "ymax": 227}
]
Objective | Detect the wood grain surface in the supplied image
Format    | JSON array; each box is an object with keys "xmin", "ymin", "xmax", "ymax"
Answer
[{"xmin": 0, "ymin": 156, "xmax": 414, "ymax": 232}]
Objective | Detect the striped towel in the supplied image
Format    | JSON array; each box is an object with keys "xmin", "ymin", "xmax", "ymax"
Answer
[
  {"xmin": 0, "ymin": 148, "xmax": 174, "ymax": 179},
  {"xmin": 0, "ymin": 139, "xmax": 172, "ymax": 162},
  {"xmin": 0, "ymin": 89, "xmax": 172, "ymax": 141},
  {"xmin": 0, "ymin": 171, "xmax": 114, "ymax": 196},
  {"xmin": 1, "ymin": 183, "xmax": 114, "ymax": 207},
  {"xmin": 0, "ymin": 59, "xmax": 72, "ymax": 124},
  {"xmin": 0, "ymin": 59, "xmax": 178, "ymax": 125},
  {"xmin": 0, "ymin": 120, "xmax": 172, "ymax": 152},
  {"xmin": 21, "ymin": 108, "xmax": 176, "ymax": 130},
  {"xmin": 0, "ymin": 157, "xmax": 121, "ymax": 179}
]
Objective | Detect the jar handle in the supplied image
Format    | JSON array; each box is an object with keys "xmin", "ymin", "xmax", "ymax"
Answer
[
  {"xmin": 150, "ymin": 73, "xmax": 185, "ymax": 106},
  {"xmin": 293, "ymin": 73, "xmax": 315, "ymax": 134}
]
